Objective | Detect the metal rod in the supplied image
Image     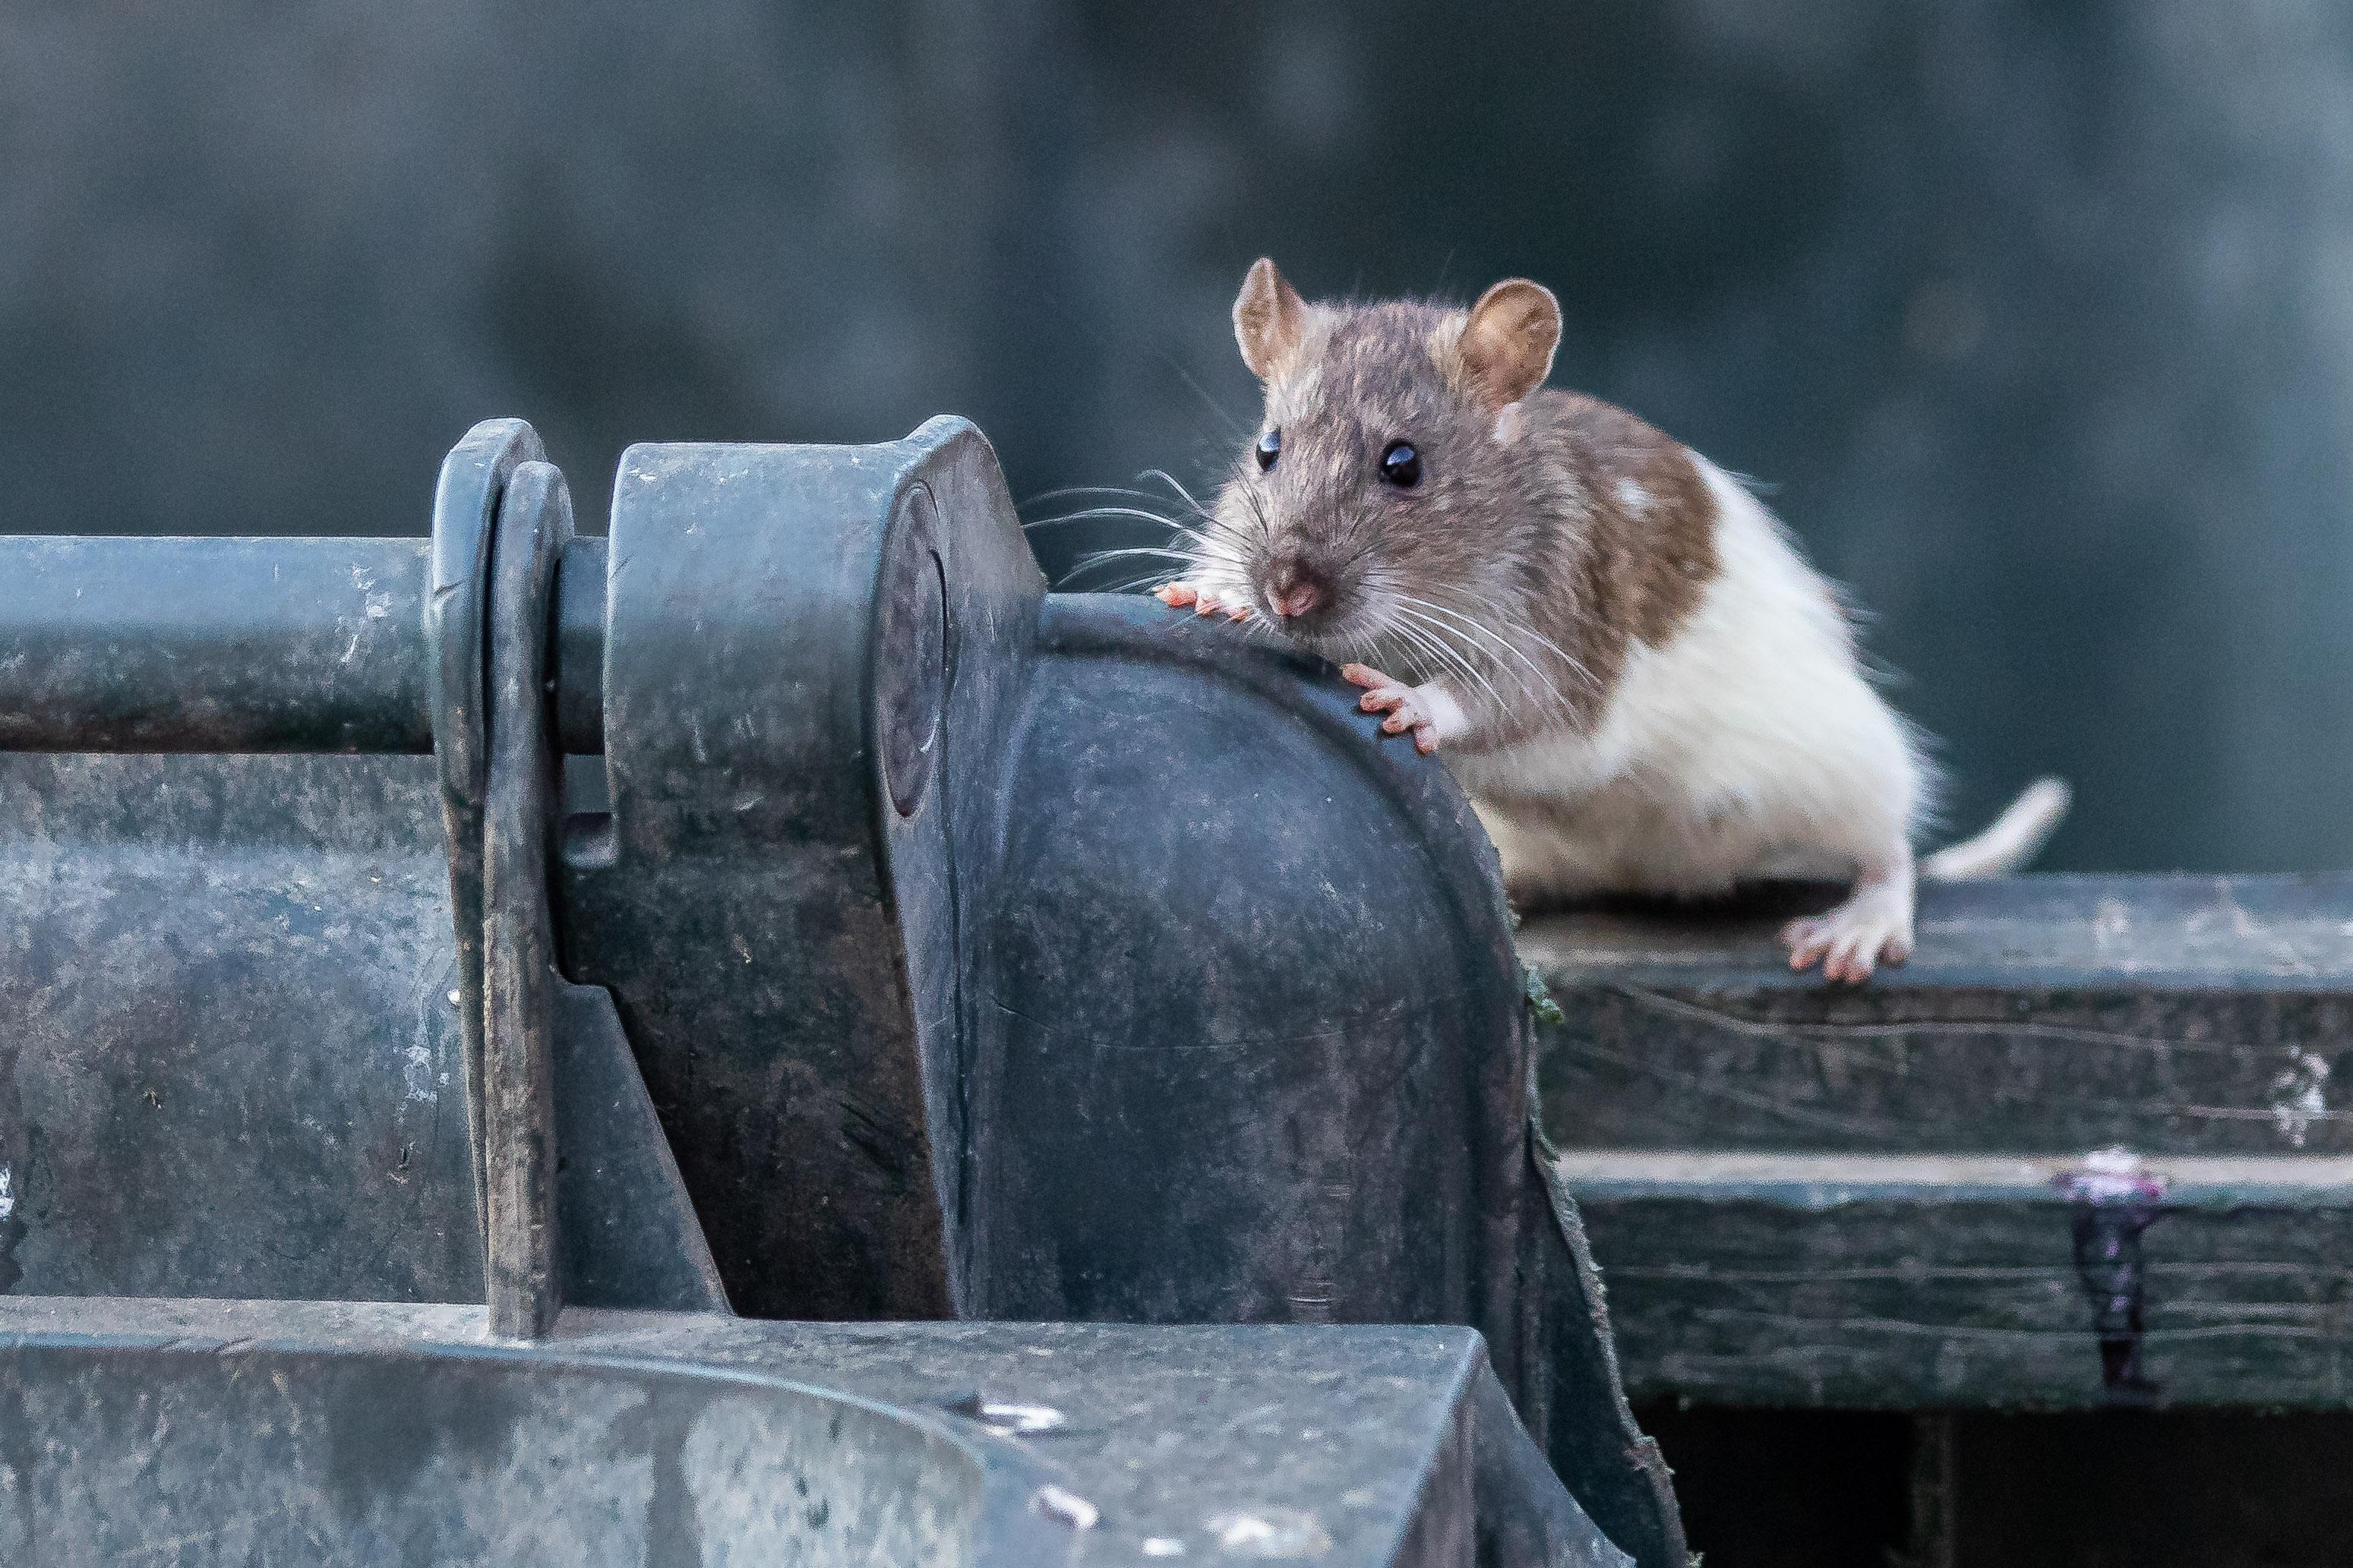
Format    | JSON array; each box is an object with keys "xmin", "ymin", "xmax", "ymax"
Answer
[
  {"xmin": 554, "ymin": 536, "xmax": 606, "ymax": 756},
  {"xmin": 0, "ymin": 534, "xmax": 610, "ymax": 755},
  {"xmin": 0, "ymin": 537, "xmax": 434, "ymax": 752}
]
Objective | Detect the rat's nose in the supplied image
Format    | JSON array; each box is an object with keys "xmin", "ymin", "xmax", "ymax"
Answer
[{"xmin": 1262, "ymin": 555, "xmax": 1328, "ymax": 620}]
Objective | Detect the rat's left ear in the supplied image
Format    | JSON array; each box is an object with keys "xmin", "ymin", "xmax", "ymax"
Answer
[
  {"xmin": 1234, "ymin": 258, "xmax": 1312, "ymax": 381},
  {"xmin": 1456, "ymin": 279, "xmax": 1561, "ymax": 409}
]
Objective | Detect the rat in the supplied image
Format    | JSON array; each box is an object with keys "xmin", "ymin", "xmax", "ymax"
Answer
[{"xmin": 1155, "ymin": 257, "xmax": 2067, "ymax": 983}]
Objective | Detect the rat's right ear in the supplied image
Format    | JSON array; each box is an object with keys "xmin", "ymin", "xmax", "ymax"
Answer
[{"xmin": 1234, "ymin": 258, "xmax": 1311, "ymax": 380}]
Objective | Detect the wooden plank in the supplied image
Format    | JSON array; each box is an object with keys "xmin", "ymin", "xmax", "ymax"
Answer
[
  {"xmin": 1526, "ymin": 876, "xmax": 2353, "ymax": 1158},
  {"xmin": 1528, "ymin": 875, "xmax": 2353, "ymax": 1409},
  {"xmin": 1540, "ymin": 983, "xmax": 2353, "ymax": 1156},
  {"xmin": 1559, "ymin": 1150, "xmax": 2353, "ymax": 1409},
  {"xmin": 1523, "ymin": 873, "xmax": 2353, "ymax": 991}
]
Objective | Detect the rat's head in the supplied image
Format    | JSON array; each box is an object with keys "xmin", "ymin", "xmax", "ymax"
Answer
[{"xmin": 1205, "ymin": 257, "xmax": 1565, "ymax": 662}]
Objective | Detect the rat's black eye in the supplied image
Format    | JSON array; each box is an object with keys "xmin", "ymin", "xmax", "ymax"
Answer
[
  {"xmin": 1255, "ymin": 429, "xmax": 1281, "ymax": 471},
  {"xmin": 1379, "ymin": 440, "xmax": 1422, "ymax": 488}
]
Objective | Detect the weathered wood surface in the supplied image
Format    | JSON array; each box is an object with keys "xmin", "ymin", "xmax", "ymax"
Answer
[
  {"xmin": 1527, "ymin": 874, "xmax": 2353, "ymax": 990},
  {"xmin": 1528, "ymin": 874, "xmax": 2353, "ymax": 1409},
  {"xmin": 1561, "ymin": 1151, "xmax": 2353, "ymax": 1409}
]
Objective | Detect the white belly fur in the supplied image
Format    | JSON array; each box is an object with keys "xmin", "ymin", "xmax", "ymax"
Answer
[{"xmin": 1448, "ymin": 459, "xmax": 1928, "ymax": 900}]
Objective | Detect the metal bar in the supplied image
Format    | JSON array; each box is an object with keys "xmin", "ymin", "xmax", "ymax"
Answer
[
  {"xmin": 430, "ymin": 417, "xmax": 548, "ymax": 1238},
  {"xmin": 0, "ymin": 532, "xmax": 610, "ymax": 758},
  {"xmin": 0, "ymin": 537, "xmax": 434, "ymax": 752},
  {"xmin": 482, "ymin": 460, "xmax": 570, "ymax": 1338}
]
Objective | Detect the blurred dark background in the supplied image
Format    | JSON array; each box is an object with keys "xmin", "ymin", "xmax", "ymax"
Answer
[
  {"xmin": 8, "ymin": 8, "xmax": 2353, "ymax": 1564},
  {"xmin": 4, "ymin": 2, "xmax": 2349, "ymax": 869}
]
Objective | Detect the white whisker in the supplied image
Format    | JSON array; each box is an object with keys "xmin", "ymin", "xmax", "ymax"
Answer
[
  {"xmin": 1390, "ymin": 604, "xmax": 1508, "ymax": 717},
  {"xmin": 1429, "ymin": 591, "xmax": 1600, "ymax": 693},
  {"xmin": 1022, "ymin": 484, "xmax": 1197, "ymax": 510},
  {"xmin": 1137, "ymin": 469, "xmax": 1214, "ymax": 519},
  {"xmin": 1089, "ymin": 568, "xmax": 1187, "ymax": 595},
  {"xmin": 1022, "ymin": 505, "xmax": 1182, "ymax": 530},
  {"xmin": 1398, "ymin": 592, "xmax": 1581, "ymax": 709},
  {"xmin": 1066, "ymin": 544, "xmax": 1194, "ymax": 573}
]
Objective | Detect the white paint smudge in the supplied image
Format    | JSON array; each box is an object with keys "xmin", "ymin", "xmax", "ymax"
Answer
[
  {"xmin": 2060, "ymin": 1146, "xmax": 2163, "ymax": 1202},
  {"xmin": 403, "ymin": 1042, "xmax": 437, "ymax": 1104},
  {"xmin": 2272, "ymin": 1049, "xmax": 2331, "ymax": 1147},
  {"xmin": 0, "ymin": 1165, "xmax": 15, "ymax": 1222},
  {"xmin": 1208, "ymin": 1510, "xmax": 1331, "ymax": 1558},
  {"xmin": 1032, "ymin": 1485, "xmax": 1098, "ymax": 1530},
  {"xmin": 2093, "ymin": 896, "xmax": 2130, "ymax": 948},
  {"xmin": 975, "ymin": 1400, "xmax": 1064, "ymax": 1434}
]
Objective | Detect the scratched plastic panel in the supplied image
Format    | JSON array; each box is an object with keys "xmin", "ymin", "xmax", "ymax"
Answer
[
  {"xmin": 0, "ymin": 753, "xmax": 481, "ymax": 1301},
  {"xmin": 0, "ymin": 1338, "xmax": 985, "ymax": 1566}
]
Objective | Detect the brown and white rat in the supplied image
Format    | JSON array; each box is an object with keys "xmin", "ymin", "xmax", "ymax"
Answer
[{"xmin": 1156, "ymin": 257, "xmax": 2067, "ymax": 983}]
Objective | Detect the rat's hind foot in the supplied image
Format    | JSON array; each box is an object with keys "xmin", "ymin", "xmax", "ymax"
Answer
[
  {"xmin": 1781, "ymin": 871, "xmax": 1914, "ymax": 985},
  {"xmin": 1154, "ymin": 581, "xmax": 1252, "ymax": 620},
  {"xmin": 1341, "ymin": 664, "xmax": 1463, "ymax": 756}
]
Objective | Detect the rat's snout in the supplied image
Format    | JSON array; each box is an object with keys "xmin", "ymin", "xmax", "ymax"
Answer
[{"xmin": 1261, "ymin": 553, "xmax": 1331, "ymax": 621}]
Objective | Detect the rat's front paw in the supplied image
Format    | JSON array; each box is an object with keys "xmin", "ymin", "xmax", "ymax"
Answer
[
  {"xmin": 1341, "ymin": 664, "xmax": 1459, "ymax": 755},
  {"xmin": 1154, "ymin": 581, "xmax": 1252, "ymax": 620},
  {"xmin": 1782, "ymin": 888, "xmax": 1913, "ymax": 985}
]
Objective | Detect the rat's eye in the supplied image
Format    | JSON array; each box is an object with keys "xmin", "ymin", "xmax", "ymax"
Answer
[
  {"xmin": 1255, "ymin": 429, "xmax": 1281, "ymax": 471},
  {"xmin": 1379, "ymin": 440, "xmax": 1422, "ymax": 488}
]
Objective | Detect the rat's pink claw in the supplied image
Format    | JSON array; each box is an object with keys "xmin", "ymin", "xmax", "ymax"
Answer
[
  {"xmin": 1155, "ymin": 579, "xmax": 1248, "ymax": 617},
  {"xmin": 1158, "ymin": 581, "xmax": 1253, "ymax": 623},
  {"xmin": 1781, "ymin": 917, "xmax": 1834, "ymax": 973},
  {"xmin": 1780, "ymin": 894, "xmax": 1911, "ymax": 986},
  {"xmin": 1344, "ymin": 667, "xmax": 1446, "ymax": 754}
]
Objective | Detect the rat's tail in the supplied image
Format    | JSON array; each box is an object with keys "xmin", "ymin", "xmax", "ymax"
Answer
[{"xmin": 1919, "ymin": 777, "xmax": 2071, "ymax": 880}]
